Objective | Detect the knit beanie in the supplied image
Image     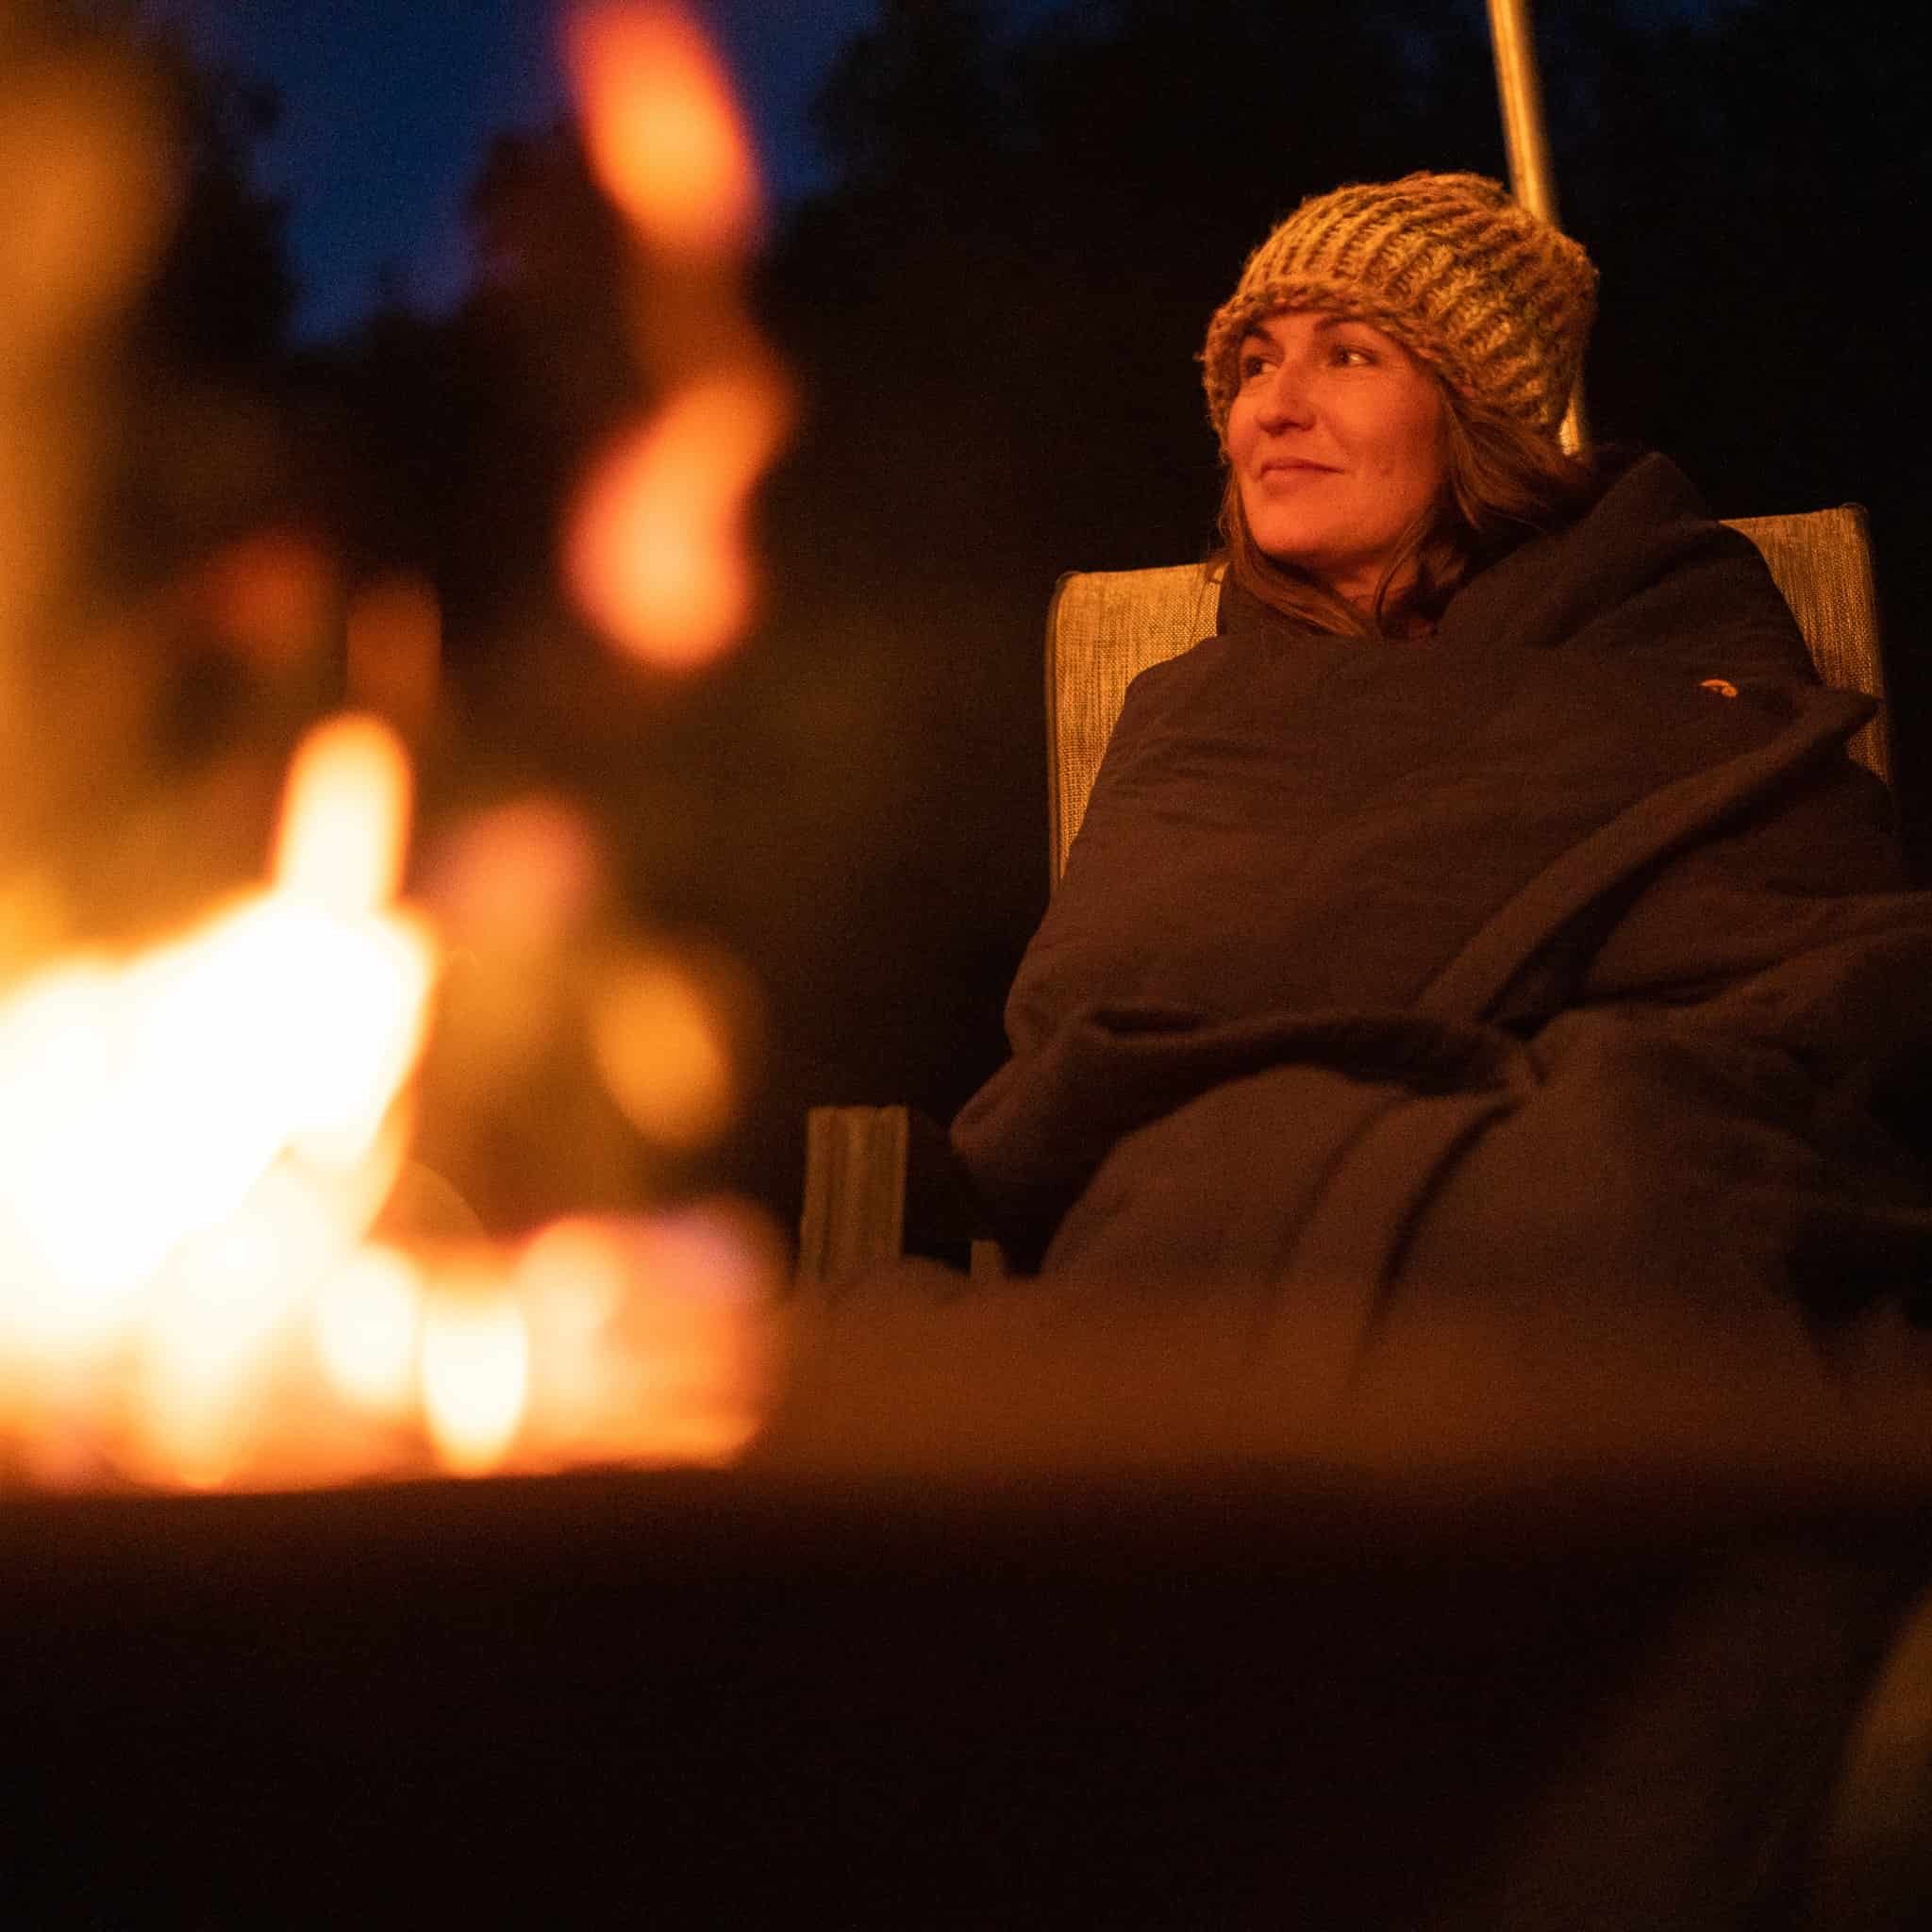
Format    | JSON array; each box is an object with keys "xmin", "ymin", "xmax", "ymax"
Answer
[{"xmin": 1200, "ymin": 172, "xmax": 1597, "ymax": 443}]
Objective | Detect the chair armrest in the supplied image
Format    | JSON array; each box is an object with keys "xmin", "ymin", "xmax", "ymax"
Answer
[{"xmin": 798, "ymin": 1106, "xmax": 1006, "ymax": 1284}]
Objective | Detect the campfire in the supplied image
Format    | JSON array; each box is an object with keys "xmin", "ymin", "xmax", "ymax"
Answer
[{"xmin": 0, "ymin": 3, "xmax": 783, "ymax": 1491}]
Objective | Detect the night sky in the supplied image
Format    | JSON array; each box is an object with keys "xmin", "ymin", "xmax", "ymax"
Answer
[
  {"xmin": 141, "ymin": 1, "xmax": 886, "ymax": 339},
  {"xmin": 145, "ymin": 1, "xmax": 1050, "ymax": 341}
]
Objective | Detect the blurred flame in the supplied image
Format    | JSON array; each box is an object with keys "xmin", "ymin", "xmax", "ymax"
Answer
[
  {"xmin": 0, "ymin": 19, "xmax": 778, "ymax": 1495},
  {"xmin": 515, "ymin": 1208, "xmax": 771, "ymax": 1465},
  {"xmin": 591, "ymin": 951, "xmax": 736, "ymax": 1150},
  {"xmin": 0, "ymin": 713, "xmax": 434, "ymax": 1391},
  {"xmin": 274, "ymin": 712, "xmax": 414, "ymax": 917},
  {"xmin": 566, "ymin": 1, "xmax": 761, "ymax": 258},
  {"xmin": 560, "ymin": 0, "xmax": 791, "ymax": 672},
  {"xmin": 424, "ymin": 796, "xmax": 607, "ymax": 956},
  {"xmin": 421, "ymin": 1270, "xmax": 531, "ymax": 1474},
  {"xmin": 1, "ymin": 45, "xmax": 176, "ymax": 703},
  {"xmin": 0, "ymin": 53, "xmax": 177, "ymax": 354},
  {"xmin": 565, "ymin": 373, "xmax": 788, "ymax": 668},
  {"xmin": 314, "ymin": 1245, "xmax": 425, "ymax": 1418},
  {"xmin": 0, "ymin": 696, "xmax": 774, "ymax": 1490}
]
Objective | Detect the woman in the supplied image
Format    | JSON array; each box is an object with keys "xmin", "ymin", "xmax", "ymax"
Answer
[
  {"xmin": 938, "ymin": 172, "xmax": 1932, "ymax": 1341},
  {"xmin": 764, "ymin": 181, "xmax": 1932, "ymax": 1919}
]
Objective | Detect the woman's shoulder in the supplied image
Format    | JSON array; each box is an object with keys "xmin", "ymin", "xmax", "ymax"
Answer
[{"xmin": 1440, "ymin": 445, "xmax": 1818, "ymax": 687}]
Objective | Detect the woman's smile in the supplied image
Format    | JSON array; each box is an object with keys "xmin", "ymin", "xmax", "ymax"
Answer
[{"xmin": 1254, "ymin": 456, "xmax": 1341, "ymax": 481}]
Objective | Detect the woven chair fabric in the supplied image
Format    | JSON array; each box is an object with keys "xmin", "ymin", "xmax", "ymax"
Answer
[
  {"xmin": 1727, "ymin": 508, "xmax": 1890, "ymax": 790},
  {"xmin": 1047, "ymin": 509, "xmax": 1890, "ymax": 885},
  {"xmin": 1045, "ymin": 562, "xmax": 1223, "ymax": 882}
]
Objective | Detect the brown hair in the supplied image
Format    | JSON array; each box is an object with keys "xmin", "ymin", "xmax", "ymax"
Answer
[{"xmin": 1218, "ymin": 383, "xmax": 1602, "ymax": 640}]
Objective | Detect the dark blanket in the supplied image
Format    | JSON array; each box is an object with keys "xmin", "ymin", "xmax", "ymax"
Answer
[{"xmin": 950, "ymin": 453, "xmax": 1932, "ymax": 1330}]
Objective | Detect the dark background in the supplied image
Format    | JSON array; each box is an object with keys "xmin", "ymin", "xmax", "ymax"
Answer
[{"xmin": 45, "ymin": 0, "xmax": 1932, "ymax": 1234}]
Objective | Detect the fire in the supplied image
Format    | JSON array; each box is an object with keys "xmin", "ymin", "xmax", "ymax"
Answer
[
  {"xmin": 275, "ymin": 712, "xmax": 414, "ymax": 918},
  {"xmin": 0, "ymin": 710, "xmax": 774, "ymax": 1490},
  {"xmin": 0, "ymin": 716, "xmax": 430, "ymax": 1325},
  {"xmin": 591, "ymin": 947, "xmax": 741, "ymax": 1151},
  {"xmin": 565, "ymin": 374, "xmax": 789, "ymax": 667},
  {"xmin": 0, "ymin": 9, "xmax": 780, "ymax": 1492},
  {"xmin": 0, "ymin": 715, "xmax": 431, "ymax": 1467},
  {"xmin": 311, "ymin": 1244, "xmax": 422, "ymax": 1417},
  {"xmin": 560, "ymin": 1, "xmax": 791, "ymax": 671},
  {"xmin": 566, "ymin": 0, "xmax": 761, "ymax": 258},
  {"xmin": 421, "ymin": 1267, "xmax": 531, "ymax": 1474}
]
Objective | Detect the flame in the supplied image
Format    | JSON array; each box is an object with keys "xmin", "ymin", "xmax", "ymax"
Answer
[
  {"xmin": 274, "ymin": 712, "xmax": 413, "ymax": 917},
  {"xmin": 0, "ymin": 18, "xmax": 779, "ymax": 1494},
  {"xmin": 591, "ymin": 950, "xmax": 737, "ymax": 1150},
  {"xmin": 313, "ymin": 1244, "xmax": 424, "ymax": 1418},
  {"xmin": 424, "ymin": 796, "xmax": 606, "ymax": 956},
  {"xmin": 566, "ymin": 1, "xmax": 761, "ymax": 258},
  {"xmin": 421, "ymin": 1265, "xmax": 531, "ymax": 1474},
  {"xmin": 0, "ymin": 713, "xmax": 435, "ymax": 1417},
  {"xmin": 0, "ymin": 52, "xmax": 177, "ymax": 354},
  {"xmin": 565, "ymin": 373, "xmax": 788, "ymax": 668},
  {"xmin": 0, "ymin": 701, "xmax": 776, "ymax": 1491},
  {"xmin": 515, "ymin": 1208, "xmax": 771, "ymax": 1466},
  {"xmin": 1, "ymin": 44, "xmax": 175, "ymax": 705},
  {"xmin": 560, "ymin": 1, "xmax": 791, "ymax": 671}
]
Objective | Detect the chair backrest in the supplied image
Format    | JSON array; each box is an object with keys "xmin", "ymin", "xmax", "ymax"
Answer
[{"xmin": 1044, "ymin": 507, "xmax": 1892, "ymax": 885}]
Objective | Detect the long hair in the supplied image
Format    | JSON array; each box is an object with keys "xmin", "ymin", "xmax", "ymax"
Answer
[{"xmin": 1218, "ymin": 387, "xmax": 1603, "ymax": 640}]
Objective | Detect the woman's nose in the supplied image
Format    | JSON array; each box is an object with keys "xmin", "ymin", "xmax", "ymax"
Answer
[{"xmin": 1255, "ymin": 362, "xmax": 1315, "ymax": 430}]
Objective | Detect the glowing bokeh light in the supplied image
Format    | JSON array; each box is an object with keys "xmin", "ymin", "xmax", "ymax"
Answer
[
  {"xmin": 273, "ymin": 712, "xmax": 414, "ymax": 918},
  {"xmin": 0, "ymin": 19, "xmax": 780, "ymax": 1495},
  {"xmin": 0, "ymin": 54, "xmax": 176, "ymax": 350},
  {"xmin": 421, "ymin": 1273, "xmax": 531, "ymax": 1474},
  {"xmin": 422, "ymin": 797, "xmax": 607, "ymax": 956},
  {"xmin": 564, "ymin": 375, "xmax": 788, "ymax": 668},
  {"xmin": 313, "ymin": 1244, "xmax": 425, "ymax": 1418},
  {"xmin": 591, "ymin": 952, "xmax": 736, "ymax": 1150},
  {"xmin": 566, "ymin": 0, "xmax": 761, "ymax": 258}
]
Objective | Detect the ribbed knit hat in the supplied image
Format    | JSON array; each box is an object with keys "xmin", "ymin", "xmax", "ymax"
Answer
[{"xmin": 1200, "ymin": 172, "xmax": 1597, "ymax": 443}]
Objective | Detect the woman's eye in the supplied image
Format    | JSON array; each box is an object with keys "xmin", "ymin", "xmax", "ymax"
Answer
[
  {"xmin": 1330, "ymin": 342, "xmax": 1374, "ymax": 368},
  {"xmin": 1239, "ymin": 352, "xmax": 1273, "ymax": 381}
]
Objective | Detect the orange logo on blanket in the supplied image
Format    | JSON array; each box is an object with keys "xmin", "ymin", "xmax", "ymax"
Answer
[{"xmin": 1700, "ymin": 677, "xmax": 1740, "ymax": 698}]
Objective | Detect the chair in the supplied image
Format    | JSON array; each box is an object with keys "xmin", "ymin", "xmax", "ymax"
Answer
[{"xmin": 799, "ymin": 507, "xmax": 1894, "ymax": 1283}]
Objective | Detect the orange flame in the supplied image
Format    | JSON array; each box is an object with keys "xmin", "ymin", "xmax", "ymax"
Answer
[
  {"xmin": 0, "ymin": 714, "xmax": 434, "ymax": 1431},
  {"xmin": 564, "ymin": 374, "xmax": 788, "ymax": 668},
  {"xmin": 274, "ymin": 712, "xmax": 413, "ymax": 917},
  {"xmin": 591, "ymin": 948, "xmax": 739, "ymax": 1151},
  {"xmin": 0, "ymin": 30, "xmax": 778, "ymax": 1494},
  {"xmin": 566, "ymin": 1, "xmax": 761, "ymax": 258},
  {"xmin": 422, "ymin": 1264, "xmax": 531, "ymax": 1474},
  {"xmin": 560, "ymin": 1, "xmax": 790, "ymax": 671}
]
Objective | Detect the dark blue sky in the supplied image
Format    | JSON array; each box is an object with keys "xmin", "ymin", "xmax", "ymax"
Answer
[{"xmin": 147, "ymin": 1, "xmax": 909, "ymax": 340}]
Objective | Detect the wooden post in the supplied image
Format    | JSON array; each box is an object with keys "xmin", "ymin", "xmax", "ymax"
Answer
[{"xmin": 1486, "ymin": 0, "xmax": 1589, "ymax": 453}]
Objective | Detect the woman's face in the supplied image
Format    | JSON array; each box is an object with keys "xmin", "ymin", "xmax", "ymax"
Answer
[{"xmin": 1225, "ymin": 309, "xmax": 1447, "ymax": 608}]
